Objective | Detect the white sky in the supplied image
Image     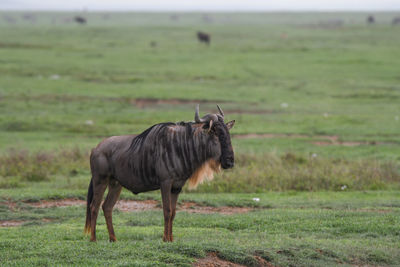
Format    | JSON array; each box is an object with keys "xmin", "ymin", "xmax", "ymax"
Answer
[{"xmin": 1, "ymin": 0, "xmax": 400, "ymax": 11}]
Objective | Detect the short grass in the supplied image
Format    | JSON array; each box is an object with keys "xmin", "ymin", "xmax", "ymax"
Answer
[
  {"xmin": 1, "ymin": 192, "xmax": 400, "ymax": 266},
  {"xmin": 1, "ymin": 11, "xmax": 400, "ymax": 193},
  {"xmin": 1, "ymin": 12, "xmax": 400, "ymax": 266},
  {"xmin": 0, "ymin": 12, "xmax": 399, "ymax": 159}
]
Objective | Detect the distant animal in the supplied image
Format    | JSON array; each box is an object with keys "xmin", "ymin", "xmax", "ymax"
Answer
[
  {"xmin": 367, "ymin": 15, "xmax": 375, "ymax": 24},
  {"xmin": 202, "ymin": 14, "xmax": 213, "ymax": 23},
  {"xmin": 197, "ymin": 31, "xmax": 210, "ymax": 45},
  {"xmin": 3, "ymin": 15, "xmax": 16, "ymax": 24},
  {"xmin": 74, "ymin": 16, "xmax": 86, "ymax": 24},
  {"xmin": 84, "ymin": 105, "xmax": 235, "ymax": 242},
  {"xmin": 150, "ymin": 41, "xmax": 157, "ymax": 48},
  {"xmin": 170, "ymin": 14, "xmax": 179, "ymax": 21},
  {"xmin": 392, "ymin": 17, "xmax": 400, "ymax": 25},
  {"xmin": 22, "ymin": 13, "xmax": 35, "ymax": 22}
]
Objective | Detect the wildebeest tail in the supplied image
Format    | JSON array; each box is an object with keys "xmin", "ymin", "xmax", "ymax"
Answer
[{"xmin": 84, "ymin": 178, "xmax": 93, "ymax": 234}]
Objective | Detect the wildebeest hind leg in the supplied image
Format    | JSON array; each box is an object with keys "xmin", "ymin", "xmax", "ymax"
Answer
[
  {"xmin": 102, "ymin": 179, "xmax": 122, "ymax": 242},
  {"xmin": 90, "ymin": 177, "xmax": 108, "ymax": 242}
]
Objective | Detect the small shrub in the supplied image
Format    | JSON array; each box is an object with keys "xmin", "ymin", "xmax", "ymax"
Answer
[
  {"xmin": 188, "ymin": 153, "xmax": 400, "ymax": 192},
  {"xmin": 0, "ymin": 148, "xmax": 89, "ymax": 183},
  {"xmin": 0, "ymin": 177, "xmax": 24, "ymax": 188}
]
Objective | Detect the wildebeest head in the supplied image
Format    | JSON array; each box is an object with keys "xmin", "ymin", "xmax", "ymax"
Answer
[{"xmin": 195, "ymin": 105, "xmax": 235, "ymax": 169}]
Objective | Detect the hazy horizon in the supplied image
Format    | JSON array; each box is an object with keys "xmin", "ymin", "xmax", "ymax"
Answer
[{"xmin": 1, "ymin": 0, "xmax": 400, "ymax": 12}]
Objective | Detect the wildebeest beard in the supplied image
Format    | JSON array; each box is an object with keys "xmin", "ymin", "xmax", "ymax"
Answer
[{"xmin": 125, "ymin": 121, "xmax": 228, "ymax": 189}]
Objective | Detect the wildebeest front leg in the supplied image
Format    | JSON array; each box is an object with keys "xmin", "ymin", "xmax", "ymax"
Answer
[
  {"xmin": 168, "ymin": 192, "xmax": 179, "ymax": 242},
  {"xmin": 160, "ymin": 180, "xmax": 173, "ymax": 242}
]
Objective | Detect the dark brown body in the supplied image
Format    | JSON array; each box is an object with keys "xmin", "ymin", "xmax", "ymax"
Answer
[
  {"xmin": 84, "ymin": 109, "xmax": 234, "ymax": 242},
  {"xmin": 393, "ymin": 17, "xmax": 400, "ymax": 25},
  {"xmin": 197, "ymin": 31, "xmax": 210, "ymax": 45},
  {"xmin": 74, "ymin": 16, "xmax": 86, "ymax": 24},
  {"xmin": 367, "ymin": 15, "xmax": 375, "ymax": 24}
]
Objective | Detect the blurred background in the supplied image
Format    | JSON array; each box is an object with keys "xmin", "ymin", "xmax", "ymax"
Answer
[
  {"xmin": 2, "ymin": 2, "xmax": 400, "ymax": 267},
  {"xmin": 1, "ymin": 1, "xmax": 400, "ymax": 192}
]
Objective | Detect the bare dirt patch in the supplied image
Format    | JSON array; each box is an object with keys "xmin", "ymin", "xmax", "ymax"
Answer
[
  {"xmin": 179, "ymin": 202, "xmax": 253, "ymax": 215},
  {"xmin": 27, "ymin": 198, "xmax": 85, "ymax": 208},
  {"xmin": 20, "ymin": 199, "xmax": 252, "ymax": 214},
  {"xmin": 132, "ymin": 98, "xmax": 218, "ymax": 108},
  {"xmin": 233, "ymin": 133, "xmax": 340, "ymax": 142},
  {"xmin": 224, "ymin": 109, "xmax": 277, "ymax": 115},
  {"xmin": 254, "ymin": 256, "xmax": 276, "ymax": 267},
  {"xmin": 233, "ymin": 133, "xmax": 394, "ymax": 146},
  {"xmin": 0, "ymin": 220, "xmax": 24, "ymax": 227},
  {"xmin": 311, "ymin": 140, "xmax": 390, "ymax": 147},
  {"xmin": 0, "ymin": 218, "xmax": 54, "ymax": 227},
  {"xmin": 25, "ymin": 198, "xmax": 158, "ymax": 212},
  {"xmin": 132, "ymin": 99, "xmax": 277, "ymax": 114},
  {"xmin": 233, "ymin": 133, "xmax": 318, "ymax": 139},
  {"xmin": 354, "ymin": 208, "xmax": 394, "ymax": 214},
  {"xmin": 193, "ymin": 252, "xmax": 246, "ymax": 267},
  {"xmin": 9, "ymin": 94, "xmax": 276, "ymax": 114},
  {"xmin": 115, "ymin": 200, "xmax": 159, "ymax": 211},
  {"xmin": 3, "ymin": 201, "xmax": 17, "ymax": 211}
]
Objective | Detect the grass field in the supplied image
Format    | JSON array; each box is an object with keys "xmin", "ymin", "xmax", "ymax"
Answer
[
  {"xmin": 1, "ymin": 11, "xmax": 400, "ymax": 266},
  {"xmin": 1, "ymin": 191, "xmax": 400, "ymax": 266}
]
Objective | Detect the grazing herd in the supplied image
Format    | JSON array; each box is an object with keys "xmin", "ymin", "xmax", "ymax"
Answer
[
  {"xmin": 366, "ymin": 15, "xmax": 400, "ymax": 25},
  {"xmin": 4, "ymin": 13, "xmax": 400, "ymax": 27},
  {"xmin": 2, "ymin": 14, "xmax": 400, "ymax": 46},
  {"xmin": 85, "ymin": 105, "xmax": 235, "ymax": 242}
]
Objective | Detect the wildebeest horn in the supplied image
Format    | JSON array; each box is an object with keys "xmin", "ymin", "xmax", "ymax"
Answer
[
  {"xmin": 194, "ymin": 105, "xmax": 218, "ymax": 123},
  {"xmin": 195, "ymin": 104, "xmax": 201, "ymax": 123},
  {"xmin": 217, "ymin": 104, "xmax": 224, "ymax": 117}
]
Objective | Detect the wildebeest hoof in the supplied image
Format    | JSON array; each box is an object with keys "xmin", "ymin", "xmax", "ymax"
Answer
[{"xmin": 163, "ymin": 236, "xmax": 173, "ymax": 242}]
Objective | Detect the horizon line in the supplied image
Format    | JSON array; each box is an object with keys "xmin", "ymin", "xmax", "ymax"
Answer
[{"xmin": 1, "ymin": 8, "xmax": 400, "ymax": 12}]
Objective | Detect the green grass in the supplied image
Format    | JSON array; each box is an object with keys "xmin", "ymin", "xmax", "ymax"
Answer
[
  {"xmin": 1, "ymin": 11, "xmax": 400, "ymax": 266},
  {"xmin": 1, "ymin": 149, "xmax": 399, "ymax": 192},
  {"xmin": 0, "ymin": 12, "xmax": 400, "ymax": 158},
  {"xmin": 1, "ymin": 192, "xmax": 400, "ymax": 266}
]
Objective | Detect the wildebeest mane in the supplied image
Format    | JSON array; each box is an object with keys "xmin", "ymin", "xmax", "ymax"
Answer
[
  {"xmin": 127, "ymin": 122, "xmax": 175, "ymax": 153},
  {"xmin": 125, "ymin": 121, "xmax": 221, "ymax": 187}
]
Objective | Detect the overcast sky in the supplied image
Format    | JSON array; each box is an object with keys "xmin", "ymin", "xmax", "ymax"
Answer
[{"xmin": 1, "ymin": 0, "xmax": 400, "ymax": 11}]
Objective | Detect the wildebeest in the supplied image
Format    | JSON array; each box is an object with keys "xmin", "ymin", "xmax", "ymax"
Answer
[
  {"xmin": 150, "ymin": 41, "xmax": 157, "ymax": 48},
  {"xmin": 74, "ymin": 16, "xmax": 86, "ymax": 24},
  {"xmin": 84, "ymin": 105, "xmax": 235, "ymax": 242},
  {"xmin": 197, "ymin": 31, "xmax": 210, "ymax": 45},
  {"xmin": 393, "ymin": 17, "xmax": 400, "ymax": 25},
  {"xmin": 367, "ymin": 15, "xmax": 375, "ymax": 24}
]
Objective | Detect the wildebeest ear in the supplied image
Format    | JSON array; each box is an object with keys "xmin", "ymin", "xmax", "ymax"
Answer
[{"xmin": 226, "ymin": 120, "xmax": 235, "ymax": 130}]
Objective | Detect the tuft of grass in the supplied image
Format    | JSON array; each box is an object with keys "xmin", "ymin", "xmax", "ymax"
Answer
[
  {"xmin": 191, "ymin": 153, "xmax": 400, "ymax": 192},
  {"xmin": 1, "ymin": 149, "xmax": 399, "ymax": 192},
  {"xmin": 0, "ymin": 148, "xmax": 88, "ymax": 186}
]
